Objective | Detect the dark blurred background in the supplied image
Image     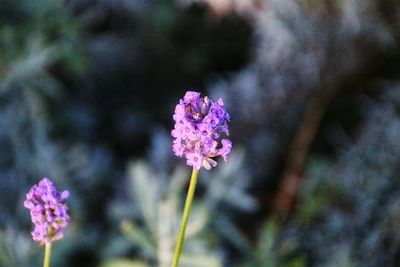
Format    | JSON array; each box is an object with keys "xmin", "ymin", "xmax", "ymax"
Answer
[{"xmin": 1, "ymin": 0, "xmax": 400, "ymax": 266}]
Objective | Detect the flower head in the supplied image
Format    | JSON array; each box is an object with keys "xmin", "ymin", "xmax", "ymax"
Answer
[
  {"xmin": 24, "ymin": 177, "xmax": 70, "ymax": 245},
  {"xmin": 172, "ymin": 91, "xmax": 232, "ymax": 169}
]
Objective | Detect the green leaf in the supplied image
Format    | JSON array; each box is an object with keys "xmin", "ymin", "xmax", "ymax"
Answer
[{"xmin": 100, "ymin": 258, "xmax": 148, "ymax": 267}]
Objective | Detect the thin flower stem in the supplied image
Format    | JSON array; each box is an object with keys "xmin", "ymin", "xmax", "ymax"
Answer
[
  {"xmin": 171, "ymin": 168, "xmax": 199, "ymax": 267},
  {"xmin": 43, "ymin": 242, "xmax": 52, "ymax": 267}
]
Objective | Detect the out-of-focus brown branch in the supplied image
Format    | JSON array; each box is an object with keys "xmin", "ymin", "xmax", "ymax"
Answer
[
  {"xmin": 273, "ymin": 44, "xmax": 400, "ymax": 219},
  {"xmin": 275, "ymin": 86, "xmax": 337, "ymax": 219}
]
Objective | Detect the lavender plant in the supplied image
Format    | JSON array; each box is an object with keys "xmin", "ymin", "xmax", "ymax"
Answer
[
  {"xmin": 102, "ymin": 148, "xmax": 255, "ymax": 267},
  {"xmin": 171, "ymin": 91, "xmax": 232, "ymax": 267},
  {"xmin": 24, "ymin": 178, "xmax": 70, "ymax": 267}
]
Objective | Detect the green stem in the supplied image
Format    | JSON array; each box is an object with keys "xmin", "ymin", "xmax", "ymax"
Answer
[
  {"xmin": 171, "ymin": 168, "xmax": 199, "ymax": 267},
  {"xmin": 43, "ymin": 242, "xmax": 52, "ymax": 267}
]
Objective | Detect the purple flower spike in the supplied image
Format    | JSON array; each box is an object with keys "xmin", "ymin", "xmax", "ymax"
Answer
[
  {"xmin": 172, "ymin": 91, "xmax": 232, "ymax": 170},
  {"xmin": 24, "ymin": 178, "xmax": 70, "ymax": 245}
]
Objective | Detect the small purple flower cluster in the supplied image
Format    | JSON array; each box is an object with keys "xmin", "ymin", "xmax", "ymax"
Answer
[
  {"xmin": 24, "ymin": 178, "xmax": 70, "ymax": 245},
  {"xmin": 172, "ymin": 91, "xmax": 232, "ymax": 169}
]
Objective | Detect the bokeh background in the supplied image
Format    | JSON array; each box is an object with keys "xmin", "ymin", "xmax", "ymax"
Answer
[{"xmin": 1, "ymin": 0, "xmax": 400, "ymax": 266}]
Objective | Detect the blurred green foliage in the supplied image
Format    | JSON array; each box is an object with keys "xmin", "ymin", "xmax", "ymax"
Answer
[{"xmin": 0, "ymin": 0, "xmax": 400, "ymax": 266}]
